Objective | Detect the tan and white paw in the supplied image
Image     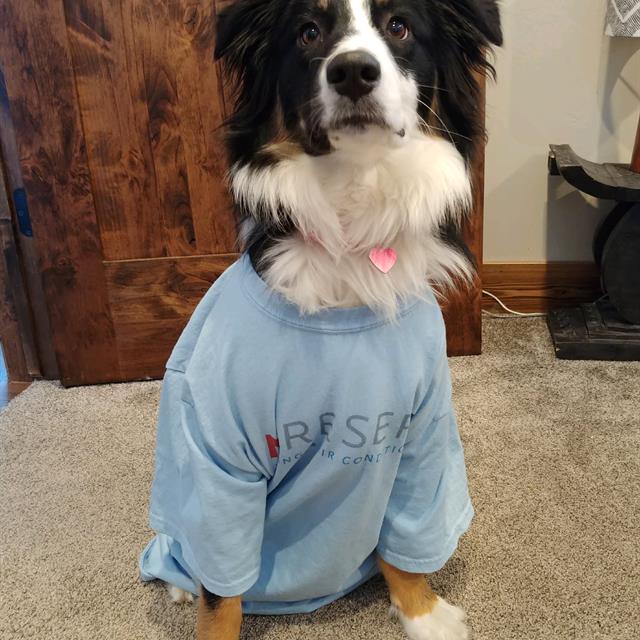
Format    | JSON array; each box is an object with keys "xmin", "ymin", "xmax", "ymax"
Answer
[
  {"xmin": 393, "ymin": 597, "xmax": 469, "ymax": 640},
  {"xmin": 166, "ymin": 583, "xmax": 194, "ymax": 604}
]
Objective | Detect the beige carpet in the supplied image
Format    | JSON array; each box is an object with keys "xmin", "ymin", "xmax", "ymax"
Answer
[{"xmin": 1, "ymin": 318, "xmax": 639, "ymax": 640}]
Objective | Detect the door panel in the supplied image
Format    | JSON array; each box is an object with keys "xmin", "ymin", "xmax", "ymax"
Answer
[
  {"xmin": 63, "ymin": 0, "xmax": 234, "ymax": 260},
  {"xmin": 63, "ymin": 0, "xmax": 167, "ymax": 260},
  {"xmin": 0, "ymin": 0, "xmax": 484, "ymax": 386},
  {"xmin": 104, "ymin": 253, "xmax": 236, "ymax": 379}
]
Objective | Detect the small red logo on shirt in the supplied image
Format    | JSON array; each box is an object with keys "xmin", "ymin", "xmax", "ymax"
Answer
[{"xmin": 266, "ymin": 434, "xmax": 280, "ymax": 458}]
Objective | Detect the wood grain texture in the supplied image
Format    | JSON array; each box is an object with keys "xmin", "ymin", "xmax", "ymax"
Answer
[
  {"xmin": 482, "ymin": 262, "xmax": 601, "ymax": 313},
  {"xmin": 63, "ymin": 0, "xmax": 165, "ymax": 260},
  {"xmin": 0, "ymin": 70, "xmax": 58, "ymax": 378},
  {"xmin": 64, "ymin": 0, "xmax": 235, "ymax": 260},
  {"xmin": 0, "ymin": 0, "xmax": 120, "ymax": 386},
  {"xmin": 440, "ymin": 73, "xmax": 486, "ymax": 357},
  {"xmin": 104, "ymin": 253, "xmax": 237, "ymax": 379}
]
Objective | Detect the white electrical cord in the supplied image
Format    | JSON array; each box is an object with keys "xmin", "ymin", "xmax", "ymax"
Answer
[{"xmin": 481, "ymin": 289, "xmax": 547, "ymax": 318}]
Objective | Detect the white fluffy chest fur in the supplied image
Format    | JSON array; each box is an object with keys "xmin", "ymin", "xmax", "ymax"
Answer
[{"xmin": 232, "ymin": 131, "xmax": 473, "ymax": 317}]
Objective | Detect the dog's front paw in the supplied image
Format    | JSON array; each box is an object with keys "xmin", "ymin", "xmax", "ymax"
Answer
[
  {"xmin": 166, "ymin": 583, "xmax": 194, "ymax": 604},
  {"xmin": 393, "ymin": 597, "xmax": 469, "ymax": 640}
]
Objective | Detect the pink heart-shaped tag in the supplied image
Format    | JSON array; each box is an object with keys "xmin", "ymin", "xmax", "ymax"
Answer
[{"xmin": 369, "ymin": 247, "xmax": 397, "ymax": 273}]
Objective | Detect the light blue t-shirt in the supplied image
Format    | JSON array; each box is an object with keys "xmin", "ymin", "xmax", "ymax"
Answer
[{"xmin": 139, "ymin": 254, "xmax": 472, "ymax": 615}]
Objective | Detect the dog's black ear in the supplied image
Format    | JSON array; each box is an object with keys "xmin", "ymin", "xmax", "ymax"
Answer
[
  {"xmin": 213, "ymin": 4, "xmax": 236, "ymax": 62},
  {"xmin": 214, "ymin": 0, "xmax": 281, "ymax": 166},
  {"xmin": 429, "ymin": 0, "xmax": 502, "ymax": 161},
  {"xmin": 469, "ymin": 0, "xmax": 503, "ymax": 46},
  {"xmin": 442, "ymin": 0, "xmax": 502, "ymax": 49},
  {"xmin": 213, "ymin": 3, "xmax": 232, "ymax": 61},
  {"xmin": 214, "ymin": 0, "xmax": 273, "ymax": 65}
]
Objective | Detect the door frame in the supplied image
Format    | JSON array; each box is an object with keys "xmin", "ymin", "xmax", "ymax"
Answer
[
  {"xmin": 0, "ymin": 154, "xmax": 39, "ymax": 385},
  {"xmin": 0, "ymin": 67, "xmax": 58, "ymax": 383}
]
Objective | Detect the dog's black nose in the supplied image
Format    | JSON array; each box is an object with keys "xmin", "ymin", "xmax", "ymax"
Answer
[{"xmin": 326, "ymin": 50, "xmax": 381, "ymax": 102}]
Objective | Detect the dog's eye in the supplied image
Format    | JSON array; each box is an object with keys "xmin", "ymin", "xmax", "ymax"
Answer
[
  {"xmin": 386, "ymin": 17, "xmax": 409, "ymax": 40},
  {"xmin": 299, "ymin": 22, "xmax": 321, "ymax": 46}
]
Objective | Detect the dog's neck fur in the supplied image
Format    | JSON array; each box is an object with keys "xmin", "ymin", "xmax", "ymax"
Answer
[{"xmin": 232, "ymin": 130, "xmax": 473, "ymax": 318}]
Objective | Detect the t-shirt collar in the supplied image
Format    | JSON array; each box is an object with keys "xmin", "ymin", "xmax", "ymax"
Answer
[{"xmin": 239, "ymin": 253, "xmax": 418, "ymax": 333}]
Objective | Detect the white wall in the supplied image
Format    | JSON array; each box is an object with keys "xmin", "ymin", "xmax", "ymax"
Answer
[{"xmin": 484, "ymin": 0, "xmax": 640, "ymax": 262}]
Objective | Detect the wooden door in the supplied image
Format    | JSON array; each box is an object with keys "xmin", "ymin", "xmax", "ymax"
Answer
[
  {"xmin": 0, "ymin": 0, "xmax": 484, "ymax": 386},
  {"xmin": 441, "ymin": 72, "xmax": 486, "ymax": 359},
  {"xmin": 0, "ymin": 0, "xmax": 236, "ymax": 385}
]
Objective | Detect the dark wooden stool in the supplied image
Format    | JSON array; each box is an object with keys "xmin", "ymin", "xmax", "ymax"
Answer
[{"xmin": 546, "ymin": 114, "xmax": 640, "ymax": 360}]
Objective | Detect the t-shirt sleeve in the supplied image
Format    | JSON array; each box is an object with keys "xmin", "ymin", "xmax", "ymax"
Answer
[
  {"xmin": 149, "ymin": 368, "xmax": 268, "ymax": 597},
  {"xmin": 376, "ymin": 341, "xmax": 473, "ymax": 574}
]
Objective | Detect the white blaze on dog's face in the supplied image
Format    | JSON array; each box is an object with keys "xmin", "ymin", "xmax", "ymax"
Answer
[
  {"xmin": 294, "ymin": 0, "xmax": 436, "ymax": 157},
  {"xmin": 317, "ymin": 0, "xmax": 419, "ymax": 148}
]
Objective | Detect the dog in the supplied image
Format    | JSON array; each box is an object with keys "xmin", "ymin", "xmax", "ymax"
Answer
[{"xmin": 139, "ymin": 1, "xmax": 501, "ymax": 639}]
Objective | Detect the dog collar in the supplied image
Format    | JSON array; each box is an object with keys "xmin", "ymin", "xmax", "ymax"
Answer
[{"xmin": 301, "ymin": 232, "xmax": 397, "ymax": 274}]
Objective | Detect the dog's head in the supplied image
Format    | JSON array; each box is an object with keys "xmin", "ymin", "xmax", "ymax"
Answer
[{"xmin": 215, "ymin": 0, "xmax": 502, "ymax": 165}]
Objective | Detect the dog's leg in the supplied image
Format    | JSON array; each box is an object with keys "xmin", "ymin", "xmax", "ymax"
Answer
[
  {"xmin": 196, "ymin": 587, "xmax": 242, "ymax": 640},
  {"xmin": 378, "ymin": 556, "xmax": 469, "ymax": 640}
]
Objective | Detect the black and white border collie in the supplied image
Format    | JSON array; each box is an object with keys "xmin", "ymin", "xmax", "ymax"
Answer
[
  {"xmin": 216, "ymin": 0, "xmax": 502, "ymax": 317},
  {"xmin": 184, "ymin": 1, "xmax": 501, "ymax": 638}
]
